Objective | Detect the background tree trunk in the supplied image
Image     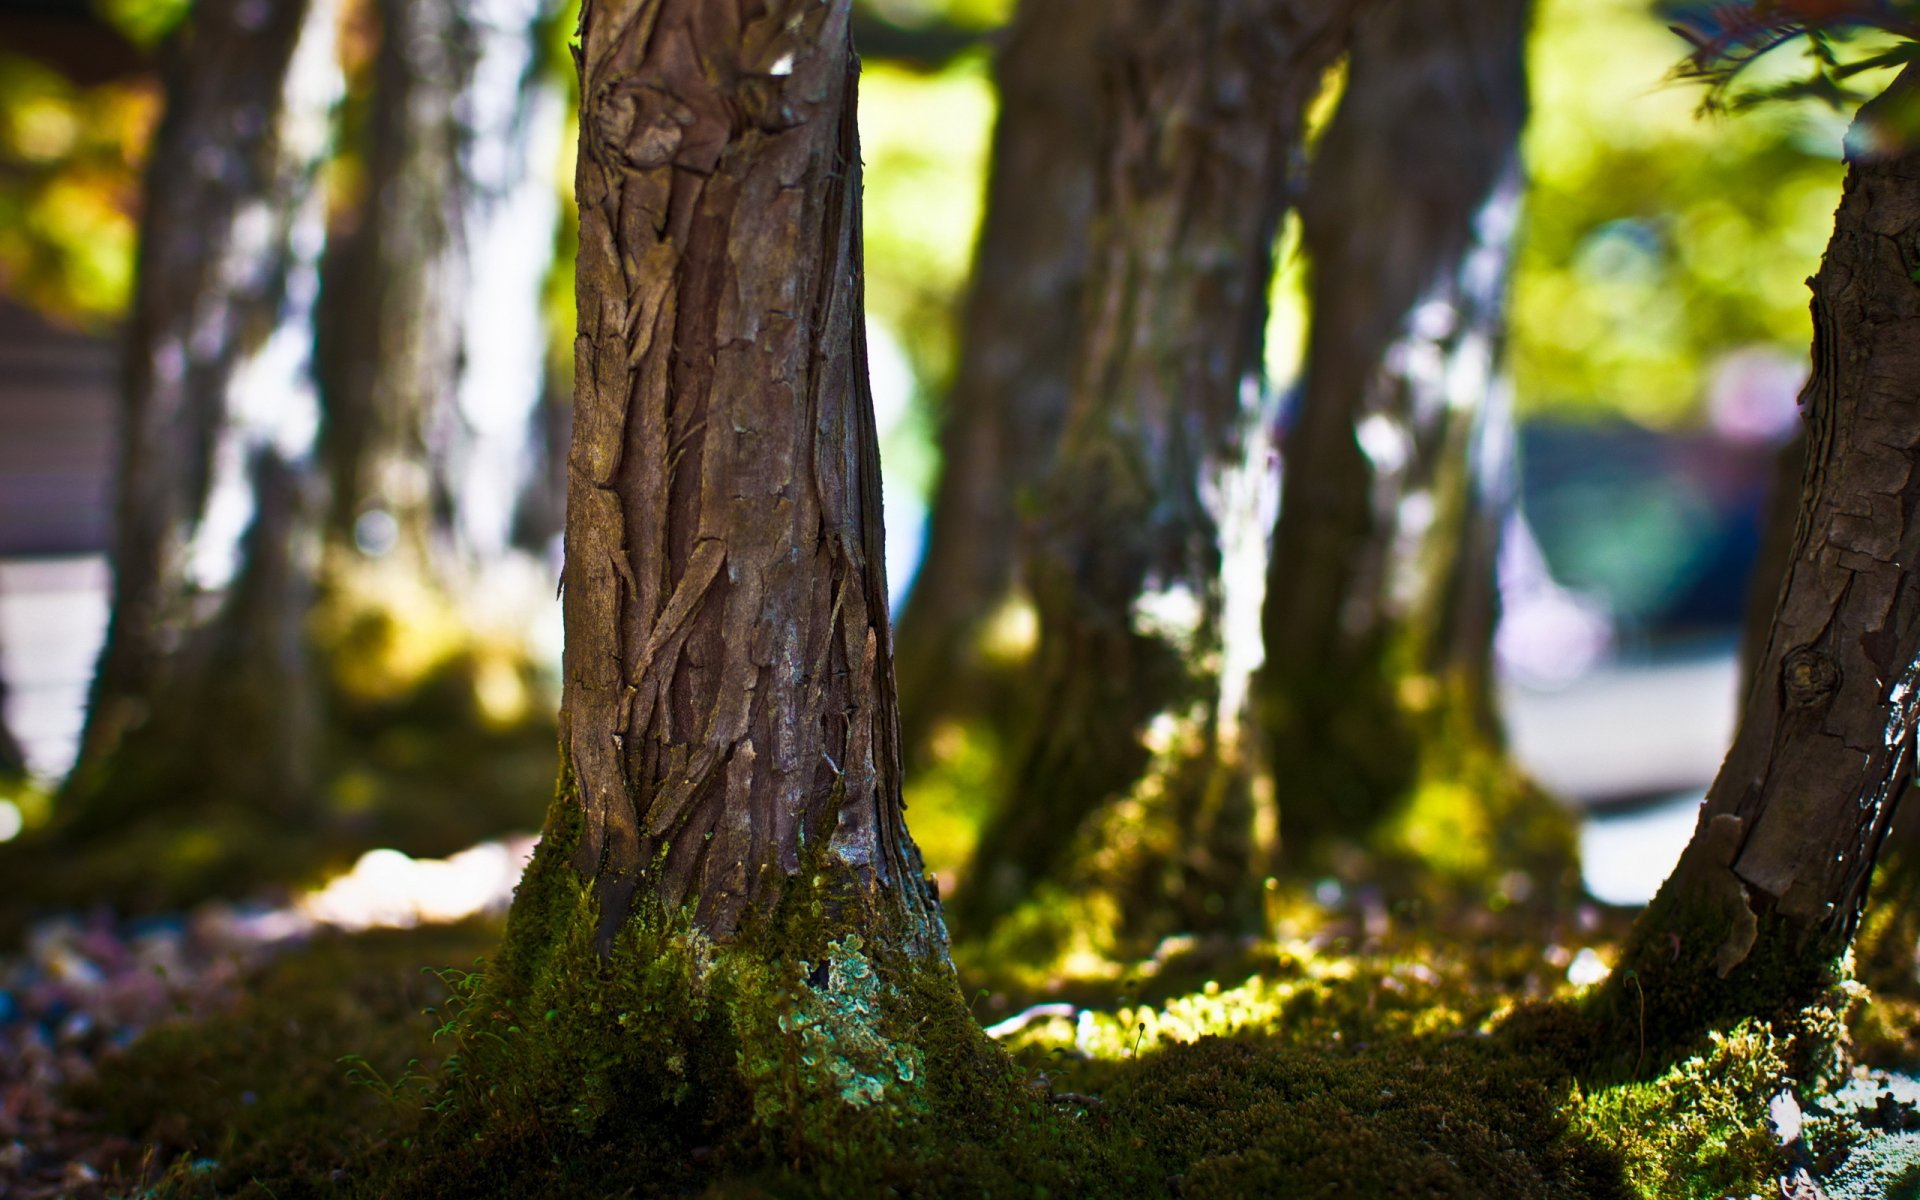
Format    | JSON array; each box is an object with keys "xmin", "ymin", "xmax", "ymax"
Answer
[
  {"xmin": 951, "ymin": 0, "xmax": 1358, "ymax": 941},
  {"xmin": 512, "ymin": 0, "xmax": 942, "ymax": 956},
  {"xmin": 316, "ymin": 0, "xmax": 475, "ymax": 574},
  {"xmin": 1600, "ymin": 67, "xmax": 1920, "ymax": 1060},
  {"xmin": 0, "ymin": 669, "xmax": 24, "ymax": 781},
  {"xmin": 889, "ymin": 0, "xmax": 1102, "ymax": 763},
  {"xmin": 1257, "ymin": 0, "xmax": 1556, "ymax": 884},
  {"xmin": 60, "ymin": 0, "xmax": 337, "ymax": 866}
]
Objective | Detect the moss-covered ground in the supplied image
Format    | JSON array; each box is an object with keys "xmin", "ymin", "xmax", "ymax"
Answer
[
  {"xmin": 59, "ymin": 870, "xmax": 1920, "ymax": 1200},
  {"xmin": 33, "ymin": 709, "xmax": 1920, "ymax": 1198}
]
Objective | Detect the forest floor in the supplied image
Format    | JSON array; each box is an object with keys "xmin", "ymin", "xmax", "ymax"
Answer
[{"xmin": 4, "ymin": 837, "xmax": 1920, "ymax": 1199}]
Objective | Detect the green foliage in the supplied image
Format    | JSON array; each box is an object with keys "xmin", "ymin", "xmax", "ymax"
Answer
[
  {"xmin": 95, "ymin": 0, "xmax": 193, "ymax": 48},
  {"xmin": 1514, "ymin": 0, "xmax": 1849, "ymax": 428},
  {"xmin": 0, "ymin": 53, "xmax": 148, "ymax": 323}
]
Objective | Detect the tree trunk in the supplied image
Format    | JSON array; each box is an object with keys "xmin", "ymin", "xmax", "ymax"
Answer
[
  {"xmin": 0, "ymin": 670, "xmax": 24, "ymax": 781},
  {"xmin": 514, "ymin": 0, "xmax": 941, "ymax": 955},
  {"xmin": 1739, "ymin": 431, "xmax": 1807, "ymax": 694},
  {"xmin": 1599, "ymin": 66, "xmax": 1920, "ymax": 1062},
  {"xmin": 951, "ymin": 0, "xmax": 1358, "ymax": 941},
  {"xmin": 409, "ymin": 6, "xmax": 978, "ymax": 1178},
  {"xmin": 316, "ymin": 0, "xmax": 474, "ymax": 573},
  {"xmin": 889, "ymin": 0, "xmax": 1102, "ymax": 762},
  {"xmin": 60, "ymin": 0, "xmax": 336, "ymax": 866},
  {"xmin": 1257, "ymin": 0, "xmax": 1555, "ymax": 883}
]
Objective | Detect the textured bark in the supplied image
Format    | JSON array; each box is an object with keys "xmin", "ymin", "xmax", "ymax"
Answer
[
  {"xmin": 1739, "ymin": 432, "xmax": 1808, "ymax": 695},
  {"xmin": 316, "ymin": 0, "xmax": 475, "ymax": 569},
  {"xmin": 68, "ymin": 0, "xmax": 333, "ymax": 819},
  {"xmin": 1258, "ymin": 0, "xmax": 1532, "ymax": 853},
  {"xmin": 952, "ymin": 0, "xmax": 1359, "ymax": 937},
  {"xmin": 550, "ymin": 0, "xmax": 942, "ymax": 954},
  {"xmin": 890, "ymin": 0, "xmax": 1102, "ymax": 759},
  {"xmin": 1602, "ymin": 69, "xmax": 1920, "ymax": 1053}
]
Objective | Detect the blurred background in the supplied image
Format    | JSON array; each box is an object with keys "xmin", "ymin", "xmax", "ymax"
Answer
[{"xmin": 0, "ymin": 0, "xmax": 1848, "ymax": 915}]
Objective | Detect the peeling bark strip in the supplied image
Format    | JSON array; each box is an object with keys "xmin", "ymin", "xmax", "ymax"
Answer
[
  {"xmin": 1611, "ymin": 66, "xmax": 1920, "ymax": 1040},
  {"xmin": 1260, "ymin": 0, "xmax": 1531, "ymax": 840},
  {"xmin": 890, "ymin": 0, "xmax": 1104, "ymax": 755},
  {"xmin": 562, "ymin": 0, "xmax": 942, "ymax": 953},
  {"xmin": 955, "ymin": 0, "xmax": 1359, "ymax": 933}
]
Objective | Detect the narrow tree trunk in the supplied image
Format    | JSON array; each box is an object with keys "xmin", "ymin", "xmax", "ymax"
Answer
[
  {"xmin": 316, "ymin": 0, "xmax": 474, "ymax": 572},
  {"xmin": 60, "ymin": 0, "xmax": 336, "ymax": 868},
  {"xmin": 0, "ymin": 670, "xmax": 24, "ymax": 781},
  {"xmin": 889, "ymin": 0, "xmax": 1102, "ymax": 761},
  {"xmin": 1599, "ymin": 67, "xmax": 1920, "ymax": 1061},
  {"xmin": 1258, "ymin": 0, "xmax": 1553, "ymax": 882},
  {"xmin": 951, "ymin": 0, "xmax": 1358, "ymax": 940}
]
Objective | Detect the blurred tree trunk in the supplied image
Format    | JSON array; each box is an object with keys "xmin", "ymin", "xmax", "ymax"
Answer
[
  {"xmin": 1598, "ymin": 67, "xmax": 1920, "ymax": 1062},
  {"xmin": 60, "ymin": 0, "xmax": 336, "ymax": 880},
  {"xmin": 316, "ymin": 0, "xmax": 474, "ymax": 576},
  {"xmin": 0, "ymin": 672, "xmax": 23, "ymax": 781},
  {"xmin": 951, "ymin": 0, "xmax": 1359, "ymax": 941},
  {"xmin": 1256, "ymin": 0, "xmax": 1567, "ymax": 887},
  {"xmin": 512, "ymin": 0, "xmax": 944, "ymax": 952},
  {"xmin": 890, "ymin": 0, "xmax": 1102, "ymax": 762}
]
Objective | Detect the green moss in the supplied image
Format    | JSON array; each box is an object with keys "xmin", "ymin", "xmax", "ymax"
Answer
[
  {"xmin": 359, "ymin": 781, "xmax": 1137, "ymax": 1198},
  {"xmin": 1260, "ymin": 653, "xmax": 1579, "ymax": 913},
  {"xmin": 1097, "ymin": 1032, "xmax": 1630, "ymax": 1198},
  {"xmin": 80, "ymin": 876, "xmax": 1905, "ymax": 1199},
  {"xmin": 1588, "ymin": 842, "xmax": 1856, "ymax": 1080},
  {"xmin": 1569, "ymin": 1019, "xmax": 1788, "ymax": 1200},
  {"xmin": 76, "ymin": 922, "xmax": 504, "ymax": 1198}
]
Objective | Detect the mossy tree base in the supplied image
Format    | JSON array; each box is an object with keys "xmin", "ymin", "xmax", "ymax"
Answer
[
  {"xmin": 359, "ymin": 797, "xmax": 1120, "ymax": 1198},
  {"xmin": 1589, "ymin": 829, "xmax": 1857, "ymax": 1083}
]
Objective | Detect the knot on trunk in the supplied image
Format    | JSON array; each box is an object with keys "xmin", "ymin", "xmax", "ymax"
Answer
[{"xmin": 1783, "ymin": 647, "xmax": 1840, "ymax": 706}]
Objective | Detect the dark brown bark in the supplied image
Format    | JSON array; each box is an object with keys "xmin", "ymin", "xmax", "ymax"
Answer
[
  {"xmin": 952, "ymin": 0, "xmax": 1359, "ymax": 938},
  {"xmin": 1258, "ymin": 0, "xmax": 1533, "ymax": 855},
  {"xmin": 1739, "ymin": 432, "xmax": 1808, "ymax": 695},
  {"xmin": 316, "ymin": 0, "xmax": 475, "ymax": 570},
  {"xmin": 548, "ymin": 0, "xmax": 942, "ymax": 953},
  {"xmin": 1600, "ymin": 69, "xmax": 1920, "ymax": 1057},
  {"xmin": 889, "ymin": 0, "xmax": 1102, "ymax": 761},
  {"xmin": 68, "ymin": 0, "xmax": 332, "ymax": 821}
]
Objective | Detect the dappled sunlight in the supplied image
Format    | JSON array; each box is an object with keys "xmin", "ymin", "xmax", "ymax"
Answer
[{"xmin": 297, "ymin": 838, "xmax": 535, "ymax": 932}]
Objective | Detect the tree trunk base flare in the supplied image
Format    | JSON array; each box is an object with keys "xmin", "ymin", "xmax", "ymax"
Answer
[
  {"xmin": 373, "ymin": 784, "xmax": 1128, "ymax": 1197},
  {"xmin": 954, "ymin": 694, "xmax": 1283, "ymax": 972},
  {"xmin": 1262, "ymin": 660, "xmax": 1580, "ymax": 909},
  {"xmin": 1593, "ymin": 68, "xmax": 1920, "ymax": 1075},
  {"xmin": 21, "ymin": 454, "xmax": 325, "ymax": 913}
]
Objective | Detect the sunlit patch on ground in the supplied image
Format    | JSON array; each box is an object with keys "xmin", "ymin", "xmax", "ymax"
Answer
[{"xmin": 295, "ymin": 837, "xmax": 537, "ymax": 931}]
